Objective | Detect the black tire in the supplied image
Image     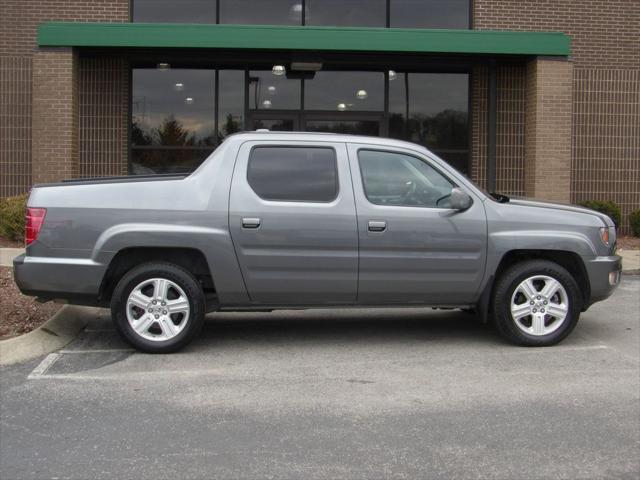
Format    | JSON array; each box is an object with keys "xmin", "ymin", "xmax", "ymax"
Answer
[
  {"xmin": 491, "ymin": 260, "xmax": 582, "ymax": 347},
  {"xmin": 110, "ymin": 262, "xmax": 205, "ymax": 353}
]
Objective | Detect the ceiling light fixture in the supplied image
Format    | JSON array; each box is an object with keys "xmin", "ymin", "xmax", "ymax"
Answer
[
  {"xmin": 157, "ymin": 62, "xmax": 170, "ymax": 70},
  {"xmin": 388, "ymin": 70, "xmax": 397, "ymax": 81},
  {"xmin": 262, "ymin": 99, "xmax": 272, "ymax": 108},
  {"xmin": 272, "ymin": 65, "xmax": 286, "ymax": 76},
  {"xmin": 185, "ymin": 97, "xmax": 194, "ymax": 105},
  {"xmin": 174, "ymin": 83, "xmax": 184, "ymax": 91},
  {"xmin": 337, "ymin": 103, "xmax": 347, "ymax": 111},
  {"xmin": 267, "ymin": 86, "xmax": 277, "ymax": 95},
  {"xmin": 356, "ymin": 89, "xmax": 368, "ymax": 100}
]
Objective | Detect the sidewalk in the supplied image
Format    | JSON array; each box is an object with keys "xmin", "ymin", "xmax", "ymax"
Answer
[{"xmin": 2, "ymin": 246, "xmax": 639, "ymax": 272}]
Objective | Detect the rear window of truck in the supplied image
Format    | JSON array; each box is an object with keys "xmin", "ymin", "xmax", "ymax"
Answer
[{"xmin": 247, "ymin": 146, "xmax": 338, "ymax": 202}]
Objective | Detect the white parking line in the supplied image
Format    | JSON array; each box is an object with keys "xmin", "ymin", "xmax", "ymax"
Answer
[
  {"xmin": 27, "ymin": 353, "xmax": 62, "ymax": 379},
  {"xmin": 58, "ymin": 349, "xmax": 135, "ymax": 354}
]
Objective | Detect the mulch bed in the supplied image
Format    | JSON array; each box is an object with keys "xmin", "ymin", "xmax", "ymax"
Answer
[
  {"xmin": 0, "ymin": 266, "xmax": 61, "ymax": 340},
  {"xmin": 0, "ymin": 236, "xmax": 22, "ymax": 248},
  {"xmin": 617, "ymin": 236, "xmax": 640, "ymax": 251}
]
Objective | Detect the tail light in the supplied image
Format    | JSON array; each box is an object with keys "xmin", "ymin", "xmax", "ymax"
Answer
[{"xmin": 25, "ymin": 207, "xmax": 46, "ymax": 246}]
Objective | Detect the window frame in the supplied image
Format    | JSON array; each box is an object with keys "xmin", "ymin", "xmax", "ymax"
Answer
[
  {"xmin": 130, "ymin": 0, "xmax": 473, "ymax": 29},
  {"xmin": 356, "ymin": 147, "xmax": 458, "ymax": 209},
  {"xmin": 246, "ymin": 144, "xmax": 340, "ymax": 203}
]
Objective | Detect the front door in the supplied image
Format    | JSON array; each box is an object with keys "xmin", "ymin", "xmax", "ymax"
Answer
[
  {"xmin": 229, "ymin": 140, "xmax": 358, "ymax": 305},
  {"xmin": 347, "ymin": 144, "xmax": 487, "ymax": 305}
]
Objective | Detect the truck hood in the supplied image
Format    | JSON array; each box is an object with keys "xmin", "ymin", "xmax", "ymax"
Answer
[{"xmin": 507, "ymin": 198, "xmax": 614, "ymax": 227}]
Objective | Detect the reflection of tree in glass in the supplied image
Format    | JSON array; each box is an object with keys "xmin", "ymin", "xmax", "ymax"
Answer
[
  {"xmin": 131, "ymin": 120, "xmax": 153, "ymax": 146},
  {"xmin": 221, "ymin": 113, "xmax": 241, "ymax": 139},
  {"xmin": 389, "ymin": 109, "xmax": 467, "ymax": 150},
  {"xmin": 156, "ymin": 115, "xmax": 196, "ymax": 146}
]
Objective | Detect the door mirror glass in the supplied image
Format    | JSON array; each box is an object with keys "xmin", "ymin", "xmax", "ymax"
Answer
[{"xmin": 450, "ymin": 187, "xmax": 472, "ymax": 211}]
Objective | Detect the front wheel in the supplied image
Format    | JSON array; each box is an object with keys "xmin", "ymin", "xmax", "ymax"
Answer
[
  {"xmin": 110, "ymin": 262, "xmax": 205, "ymax": 353},
  {"xmin": 491, "ymin": 260, "xmax": 582, "ymax": 346}
]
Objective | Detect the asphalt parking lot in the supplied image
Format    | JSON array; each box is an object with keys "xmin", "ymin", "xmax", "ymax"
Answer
[{"xmin": 1, "ymin": 276, "xmax": 639, "ymax": 480}]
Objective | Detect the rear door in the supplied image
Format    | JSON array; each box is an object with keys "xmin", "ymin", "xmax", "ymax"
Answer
[
  {"xmin": 347, "ymin": 144, "xmax": 487, "ymax": 305},
  {"xmin": 229, "ymin": 141, "xmax": 358, "ymax": 305}
]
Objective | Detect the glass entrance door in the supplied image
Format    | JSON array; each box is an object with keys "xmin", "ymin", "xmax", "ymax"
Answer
[
  {"xmin": 304, "ymin": 113, "xmax": 382, "ymax": 136},
  {"xmin": 249, "ymin": 112, "xmax": 299, "ymax": 131}
]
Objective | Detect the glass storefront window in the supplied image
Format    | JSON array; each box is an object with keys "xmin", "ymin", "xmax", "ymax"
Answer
[
  {"xmin": 219, "ymin": 0, "xmax": 302, "ymax": 25},
  {"xmin": 133, "ymin": 0, "xmax": 217, "ymax": 23},
  {"xmin": 218, "ymin": 70, "xmax": 245, "ymax": 141},
  {"xmin": 390, "ymin": 0, "xmax": 470, "ymax": 29},
  {"xmin": 130, "ymin": 66, "xmax": 469, "ymax": 175},
  {"xmin": 306, "ymin": 0, "xmax": 385, "ymax": 27},
  {"xmin": 133, "ymin": 0, "xmax": 471, "ymax": 29},
  {"xmin": 305, "ymin": 72, "xmax": 384, "ymax": 112},
  {"xmin": 249, "ymin": 71, "xmax": 301, "ymax": 111},
  {"xmin": 388, "ymin": 73, "xmax": 469, "ymax": 172},
  {"xmin": 131, "ymin": 68, "xmax": 216, "ymax": 173}
]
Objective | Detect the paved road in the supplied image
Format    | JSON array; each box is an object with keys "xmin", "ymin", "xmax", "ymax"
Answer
[{"xmin": 1, "ymin": 277, "xmax": 639, "ymax": 480}]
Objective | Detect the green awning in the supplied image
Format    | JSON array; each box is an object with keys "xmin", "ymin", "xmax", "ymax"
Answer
[{"xmin": 38, "ymin": 22, "xmax": 571, "ymax": 56}]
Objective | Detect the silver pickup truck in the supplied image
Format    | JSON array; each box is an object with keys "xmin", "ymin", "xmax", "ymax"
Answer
[{"xmin": 14, "ymin": 132, "xmax": 621, "ymax": 352}]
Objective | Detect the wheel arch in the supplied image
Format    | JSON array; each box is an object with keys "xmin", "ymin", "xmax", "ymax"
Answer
[
  {"xmin": 478, "ymin": 249, "xmax": 590, "ymax": 322},
  {"xmin": 99, "ymin": 247, "xmax": 217, "ymax": 307}
]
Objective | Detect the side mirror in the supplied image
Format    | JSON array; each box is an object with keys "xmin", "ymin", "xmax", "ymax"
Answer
[{"xmin": 450, "ymin": 187, "xmax": 473, "ymax": 211}]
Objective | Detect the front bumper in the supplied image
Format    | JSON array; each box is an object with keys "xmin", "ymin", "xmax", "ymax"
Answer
[{"xmin": 583, "ymin": 254, "xmax": 622, "ymax": 307}]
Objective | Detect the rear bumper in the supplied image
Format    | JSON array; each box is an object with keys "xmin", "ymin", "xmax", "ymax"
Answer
[
  {"xmin": 13, "ymin": 254, "xmax": 105, "ymax": 302},
  {"xmin": 583, "ymin": 254, "xmax": 622, "ymax": 307}
]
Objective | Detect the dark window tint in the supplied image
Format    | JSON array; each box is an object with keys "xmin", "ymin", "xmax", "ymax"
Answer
[
  {"xmin": 133, "ymin": 0, "xmax": 216, "ymax": 23},
  {"xmin": 388, "ymin": 73, "xmax": 469, "ymax": 173},
  {"xmin": 218, "ymin": 70, "xmax": 245, "ymax": 141},
  {"xmin": 219, "ymin": 0, "xmax": 301, "ymax": 25},
  {"xmin": 305, "ymin": 71, "xmax": 384, "ymax": 111},
  {"xmin": 131, "ymin": 148, "xmax": 213, "ymax": 175},
  {"xmin": 390, "ymin": 0, "xmax": 469, "ymax": 29},
  {"xmin": 305, "ymin": 120, "xmax": 379, "ymax": 136},
  {"xmin": 131, "ymin": 68, "xmax": 216, "ymax": 174},
  {"xmin": 358, "ymin": 150, "xmax": 454, "ymax": 208},
  {"xmin": 306, "ymin": 0, "xmax": 385, "ymax": 27},
  {"xmin": 248, "ymin": 147, "xmax": 338, "ymax": 202}
]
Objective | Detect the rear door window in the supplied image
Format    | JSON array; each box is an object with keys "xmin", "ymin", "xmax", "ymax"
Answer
[{"xmin": 247, "ymin": 146, "xmax": 338, "ymax": 202}]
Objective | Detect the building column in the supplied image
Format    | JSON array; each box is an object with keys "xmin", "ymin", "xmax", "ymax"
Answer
[
  {"xmin": 32, "ymin": 48, "xmax": 79, "ymax": 184},
  {"xmin": 524, "ymin": 57, "xmax": 573, "ymax": 202}
]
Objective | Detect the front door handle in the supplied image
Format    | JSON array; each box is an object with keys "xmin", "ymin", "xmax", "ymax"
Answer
[
  {"xmin": 242, "ymin": 217, "xmax": 261, "ymax": 229},
  {"xmin": 368, "ymin": 220, "xmax": 387, "ymax": 232}
]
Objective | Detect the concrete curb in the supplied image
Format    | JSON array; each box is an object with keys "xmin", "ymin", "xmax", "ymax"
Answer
[
  {"xmin": 0, "ymin": 247, "xmax": 24, "ymax": 267},
  {"xmin": 0, "ymin": 305, "xmax": 100, "ymax": 366}
]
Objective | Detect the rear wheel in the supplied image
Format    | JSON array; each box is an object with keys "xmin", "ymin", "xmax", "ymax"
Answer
[
  {"xmin": 110, "ymin": 262, "xmax": 205, "ymax": 353},
  {"xmin": 491, "ymin": 260, "xmax": 582, "ymax": 346}
]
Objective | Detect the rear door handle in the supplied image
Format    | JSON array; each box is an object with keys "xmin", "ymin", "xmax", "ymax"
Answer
[
  {"xmin": 368, "ymin": 220, "xmax": 387, "ymax": 232},
  {"xmin": 242, "ymin": 217, "xmax": 261, "ymax": 229}
]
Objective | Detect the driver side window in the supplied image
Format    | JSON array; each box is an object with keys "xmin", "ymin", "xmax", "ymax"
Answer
[{"xmin": 358, "ymin": 149, "xmax": 455, "ymax": 208}]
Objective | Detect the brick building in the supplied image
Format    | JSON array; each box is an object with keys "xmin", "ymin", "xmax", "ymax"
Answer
[{"xmin": 1, "ymin": 0, "xmax": 638, "ymax": 231}]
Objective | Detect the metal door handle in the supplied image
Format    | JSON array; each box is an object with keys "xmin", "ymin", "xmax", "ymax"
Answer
[
  {"xmin": 242, "ymin": 217, "xmax": 261, "ymax": 229},
  {"xmin": 368, "ymin": 220, "xmax": 387, "ymax": 232}
]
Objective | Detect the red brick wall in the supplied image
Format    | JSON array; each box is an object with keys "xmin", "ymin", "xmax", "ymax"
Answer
[
  {"xmin": 0, "ymin": 0, "xmax": 128, "ymax": 194},
  {"xmin": 79, "ymin": 57, "xmax": 129, "ymax": 177},
  {"xmin": 0, "ymin": 56, "xmax": 32, "ymax": 197},
  {"xmin": 474, "ymin": 0, "xmax": 640, "ymax": 233},
  {"xmin": 473, "ymin": 0, "xmax": 639, "ymax": 69},
  {"xmin": 32, "ymin": 49, "xmax": 79, "ymax": 184},
  {"xmin": 0, "ymin": 1, "xmax": 129, "ymax": 56},
  {"xmin": 524, "ymin": 58, "xmax": 573, "ymax": 202}
]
